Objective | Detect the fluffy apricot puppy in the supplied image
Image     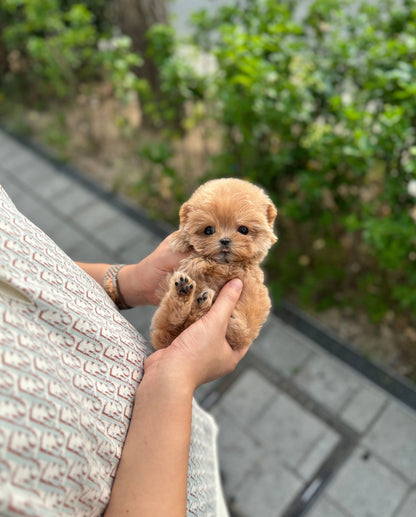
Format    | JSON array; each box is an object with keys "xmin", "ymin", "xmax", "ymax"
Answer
[{"xmin": 151, "ymin": 178, "xmax": 277, "ymax": 350}]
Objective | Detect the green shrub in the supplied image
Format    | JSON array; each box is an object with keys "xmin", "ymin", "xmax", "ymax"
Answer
[
  {"xmin": 0, "ymin": 0, "xmax": 140, "ymax": 101},
  {"xmin": 142, "ymin": 23, "xmax": 208, "ymax": 131}
]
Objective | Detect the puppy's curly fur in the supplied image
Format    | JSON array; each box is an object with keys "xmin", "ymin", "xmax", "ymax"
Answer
[{"xmin": 151, "ymin": 178, "xmax": 277, "ymax": 350}]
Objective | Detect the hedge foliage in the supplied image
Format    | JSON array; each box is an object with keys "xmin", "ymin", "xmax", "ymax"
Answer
[{"xmin": 0, "ymin": 0, "xmax": 141, "ymax": 101}]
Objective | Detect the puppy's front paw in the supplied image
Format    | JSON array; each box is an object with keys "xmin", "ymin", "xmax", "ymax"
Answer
[
  {"xmin": 172, "ymin": 272, "xmax": 194, "ymax": 297},
  {"xmin": 197, "ymin": 288, "xmax": 215, "ymax": 310}
]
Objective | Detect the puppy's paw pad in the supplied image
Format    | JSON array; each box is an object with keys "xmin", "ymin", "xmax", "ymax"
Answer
[
  {"xmin": 172, "ymin": 273, "xmax": 194, "ymax": 296},
  {"xmin": 197, "ymin": 288, "xmax": 215, "ymax": 307}
]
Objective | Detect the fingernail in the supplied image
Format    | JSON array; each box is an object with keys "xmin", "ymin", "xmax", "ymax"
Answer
[{"xmin": 229, "ymin": 278, "xmax": 243, "ymax": 291}]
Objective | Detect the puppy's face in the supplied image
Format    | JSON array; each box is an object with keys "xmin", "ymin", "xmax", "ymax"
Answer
[{"xmin": 177, "ymin": 179, "xmax": 277, "ymax": 264}]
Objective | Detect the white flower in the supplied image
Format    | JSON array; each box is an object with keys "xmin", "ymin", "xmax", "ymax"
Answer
[{"xmin": 407, "ymin": 179, "xmax": 416, "ymax": 198}]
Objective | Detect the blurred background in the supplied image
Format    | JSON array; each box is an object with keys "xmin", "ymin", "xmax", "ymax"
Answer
[{"xmin": 0, "ymin": 0, "xmax": 415, "ymax": 383}]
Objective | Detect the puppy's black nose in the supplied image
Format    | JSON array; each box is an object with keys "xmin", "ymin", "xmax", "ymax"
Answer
[{"xmin": 220, "ymin": 238, "xmax": 231, "ymax": 246}]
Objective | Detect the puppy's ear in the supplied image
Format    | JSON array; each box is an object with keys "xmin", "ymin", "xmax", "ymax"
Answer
[
  {"xmin": 267, "ymin": 202, "xmax": 277, "ymax": 227},
  {"xmin": 179, "ymin": 201, "xmax": 190, "ymax": 227},
  {"xmin": 170, "ymin": 201, "xmax": 193, "ymax": 253},
  {"xmin": 266, "ymin": 202, "xmax": 278, "ymax": 244}
]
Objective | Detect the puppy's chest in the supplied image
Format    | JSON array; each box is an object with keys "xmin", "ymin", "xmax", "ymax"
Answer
[{"xmin": 181, "ymin": 259, "xmax": 244, "ymax": 290}]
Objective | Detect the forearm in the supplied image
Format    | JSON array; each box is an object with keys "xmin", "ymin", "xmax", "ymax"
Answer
[
  {"xmin": 105, "ymin": 365, "xmax": 193, "ymax": 516},
  {"xmin": 75, "ymin": 262, "xmax": 109, "ymax": 285}
]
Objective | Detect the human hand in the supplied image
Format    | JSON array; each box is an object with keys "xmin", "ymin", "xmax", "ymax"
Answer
[
  {"xmin": 117, "ymin": 232, "xmax": 190, "ymax": 307},
  {"xmin": 144, "ymin": 278, "xmax": 248, "ymax": 391}
]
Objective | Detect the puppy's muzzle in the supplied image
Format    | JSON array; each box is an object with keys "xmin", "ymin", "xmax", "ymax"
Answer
[
  {"xmin": 218, "ymin": 238, "xmax": 232, "ymax": 262},
  {"xmin": 220, "ymin": 238, "xmax": 231, "ymax": 247}
]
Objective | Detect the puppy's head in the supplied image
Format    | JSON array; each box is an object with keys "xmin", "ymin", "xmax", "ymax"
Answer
[{"xmin": 172, "ymin": 178, "xmax": 277, "ymax": 263}]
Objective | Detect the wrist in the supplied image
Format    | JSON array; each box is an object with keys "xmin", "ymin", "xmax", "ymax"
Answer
[
  {"xmin": 116, "ymin": 263, "xmax": 146, "ymax": 307},
  {"xmin": 144, "ymin": 349, "xmax": 198, "ymax": 395},
  {"xmin": 102, "ymin": 264, "xmax": 132, "ymax": 310}
]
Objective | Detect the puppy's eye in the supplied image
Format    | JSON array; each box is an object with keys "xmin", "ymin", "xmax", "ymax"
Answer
[
  {"xmin": 238, "ymin": 226, "xmax": 249, "ymax": 235},
  {"xmin": 204, "ymin": 226, "xmax": 215, "ymax": 235}
]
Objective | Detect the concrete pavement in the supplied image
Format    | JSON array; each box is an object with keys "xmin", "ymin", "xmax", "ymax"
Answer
[{"xmin": 0, "ymin": 128, "xmax": 415, "ymax": 517}]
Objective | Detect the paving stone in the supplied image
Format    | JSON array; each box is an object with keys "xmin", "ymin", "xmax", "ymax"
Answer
[
  {"xmin": 0, "ymin": 143, "xmax": 14, "ymax": 163},
  {"xmin": 340, "ymin": 383, "xmax": 387, "ymax": 433},
  {"xmin": 1, "ymin": 152, "xmax": 24, "ymax": 171},
  {"xmin": 26, "ymin": 155, "xmax": 63, "ymax": 175},
  {"xmin": 194, "ymin": 378, "xmax": 224, "ymax": 405},
  {"xmin": 71, "ymin": 200, "xmax": 121, "ymax": 232},
  {"xmin": 363, "ymin": 403, "xmax": 416, "ymax": 482},
  {"xmin": 0, "ymin": 133, "xmax": 15, "ymax": 152},
  {"xmin": 49, "ymin": 183, "xmax": 100, "ymax": 216},
  {"xmin": 47, "ymin": 223, "xmax": 87, "ymax": 255},
  {"xmin": 26, "ymin": 207, "xmax": 63, "ymax": 238},
  {"xmin": 327, "ymin": 447, "xmax": 409, "ymax": 517},
  {"xmin": 307, "ymin": 496, "xmax": 350, "ymax": 517},
  {"xmin": 252, "ymin": 392, "xmax": 330, "ymax": 468},
  {"xmin": 0, "ymin": 131, "xmax": 9, "ymax": 143},
  {"xmin": 30, "ymin": 172, "xmax": 74, "ymax": 200},
  {"xmin": 251, "ymin": 315, "xmax": 313, "ymax": 377},
  {"xmin": 13, "ymin": 194, "xmax": 62, "ymax": 235},
  {"xmin": 210, "ymin": 409, "xmax": 264, "ymax": 493},
  {"xmin": 395, "ymin": 490, "xmax": 416, "ymax": 517},
  {"xmin": 296, "ymin": 429, "xmax": 340, "ymax": 480},
  {"xmin": 120, "ymin": 236, "xmax": 161, "ymax": 263},
  {"xmin": 1, "ymin": 145, "xmax": 37, "ymax": 170},
  {"xmin": 215, "ymin": 368, "xmax": 279, "ymax": 428},
  {"xmin": 233, "ymin": 452, "xmax": 303, "ymax": 517},
  {"xmin": 0, "ymin": 173, "xmax": 25, "ymax": 203},
  {"xmin": 11, "ymin": 189, "xmax": 42, "ymax": 218},
  {"xmin": 10, "ymin": 191, "xmax": 60, "ymax": 236},
  {"xmin": 94, "ymin": 215, "xmax": 157, "ymax": 254},
  {"xmin": 0, "ymin": 134, "xmax": 32, "ymax": 156},
  {"xmin": 9, "ymin": 157, "xmax": 58, "ymax": 188},
  {"xmin": 294, "ymin": 353, "xmax": 360, "ymax": 412},
  {"xmin": 123, "ymin": 304, "xmax": 157, "ymax": 341},
  {"xmin": 67, "ymin": 237, "xmax": 116, "ymax": 263}
]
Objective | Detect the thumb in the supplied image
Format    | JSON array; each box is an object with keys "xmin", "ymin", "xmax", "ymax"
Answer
[{"xmin": 206, "ymin": 278, "xmax": 243, "ymax": 327}]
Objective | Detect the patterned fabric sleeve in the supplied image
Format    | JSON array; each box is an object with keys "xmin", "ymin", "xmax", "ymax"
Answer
[{"xmin": 0, "ymin": 186, "xmax": 228, "ymax": 517}]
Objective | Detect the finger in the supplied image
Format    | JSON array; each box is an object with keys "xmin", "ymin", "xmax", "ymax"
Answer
[{"xmin": 206, "ymin": 279, "xmax": 243, "ymax": 326}]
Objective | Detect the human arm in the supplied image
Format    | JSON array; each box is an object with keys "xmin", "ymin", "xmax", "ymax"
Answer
[
  {"xmin": 104, "ymin": 278, "xmax": 246, "ymax": 517},
  {"xmin": 76, "ymin": 232, "xmax": 189, "ymax": 307}
]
